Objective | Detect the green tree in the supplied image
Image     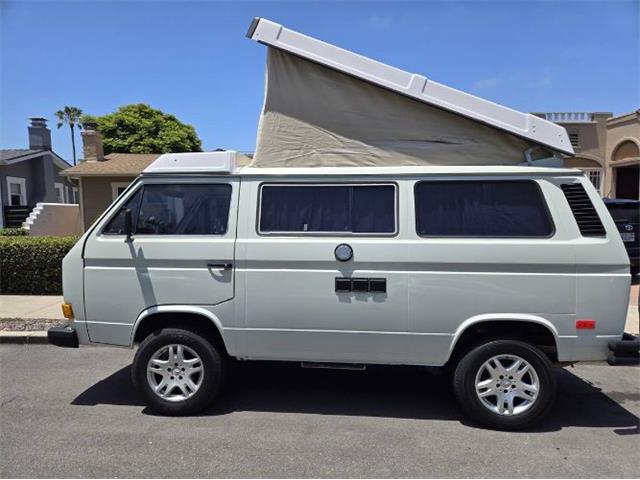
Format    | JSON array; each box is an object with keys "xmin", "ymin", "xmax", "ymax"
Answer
[
  {"xmin": 83, "ymin": 104, "xmax": 202, "ymax": 155},
  {"xmin": 55, "ymin": 106, "xmax": 83, "ymax": 165}
]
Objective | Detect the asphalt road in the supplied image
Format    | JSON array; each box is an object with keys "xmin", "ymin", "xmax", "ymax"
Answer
[{"xmin": 1, "ymin": 345, "xmax": 639, "ymax": 478}]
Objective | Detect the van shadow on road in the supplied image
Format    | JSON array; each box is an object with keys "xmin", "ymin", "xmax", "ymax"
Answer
[{"xmin": 71, "ymin": 361, "xmax": 639, "ymax": 434}]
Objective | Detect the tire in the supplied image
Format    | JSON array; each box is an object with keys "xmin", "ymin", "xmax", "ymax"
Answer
[
  {"xmin": 453, "ymin": 340, "xmax": 556, "ymax": 430},
  {"xmin": 132, "ymin": 328, "xmax": 226, "ymax": 415}
]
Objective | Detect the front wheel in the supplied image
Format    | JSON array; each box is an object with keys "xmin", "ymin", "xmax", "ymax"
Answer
[
  {"xmin": 453, "ymin": 340, "xmax": 556, "ymax": 430},
  {"xmin": 132, "ymin": 328, "xmax": 225, "ymax": 415}
]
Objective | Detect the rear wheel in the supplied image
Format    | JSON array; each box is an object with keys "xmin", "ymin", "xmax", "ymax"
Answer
[
  {"xmin": 453, "ymin": 340, "xmax": 556, "ymax": 430},
  {"xmin": 132, "ymin": 328, "xmax": 225, "ymax": 415}
]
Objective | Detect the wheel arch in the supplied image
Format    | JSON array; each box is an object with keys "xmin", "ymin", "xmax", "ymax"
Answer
[
  {"xmin": 130, "ymin": 306, "xmax": 230, "ymax": 354},
  {"xmin": 446, "ymin": 314, "xmax": 560, "ymax": 365}
]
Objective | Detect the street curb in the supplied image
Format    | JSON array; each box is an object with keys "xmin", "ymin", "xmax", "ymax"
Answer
[{"xmin": 0, "ymin": 331, "xmax": 48, "ymax": 344}]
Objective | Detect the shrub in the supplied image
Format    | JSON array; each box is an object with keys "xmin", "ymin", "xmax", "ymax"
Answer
[
  {"xmin": 0, "ymin": 227, "xmax": 28, "ymax": 236},
  {"xmin": 0, "ymin": 236, "xmax": 80, "ymax": 295}
]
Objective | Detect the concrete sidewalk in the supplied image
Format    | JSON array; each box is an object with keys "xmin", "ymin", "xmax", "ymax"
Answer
[{"xmin": 0, "ymin": 295, "xmax": 64, "ymax": 320}]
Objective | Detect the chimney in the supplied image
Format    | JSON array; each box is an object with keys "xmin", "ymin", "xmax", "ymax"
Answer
[
  {"xmin": 28, "ymin": 117, "xmax": 52, "ymax": 150},
  {"xmin": 81, "ymin": 122, "xmax": 105, "ymax": 161}
]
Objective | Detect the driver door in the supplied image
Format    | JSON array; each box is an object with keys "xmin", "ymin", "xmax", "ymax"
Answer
[{"xmin": 82, "ymin": 177, "xmax": 239, "ymax": 345}]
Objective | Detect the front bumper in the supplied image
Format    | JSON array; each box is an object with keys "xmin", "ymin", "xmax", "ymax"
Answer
[
  {"xmin": 48, "ymin": 324, "xmax": 79, "ymax": 348},
  {"xmin": 607, "ymin": 333, "xmax": 639, "ymax": 365}
]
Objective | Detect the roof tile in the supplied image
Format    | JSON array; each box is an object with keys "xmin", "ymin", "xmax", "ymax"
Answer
[
  {"xmin": 61, "ymin": 153, "xmax": 160, "ymax": 176},
  {"xmin": 0, "ymin": 149, "xmax": 45, "ymax": 163}
]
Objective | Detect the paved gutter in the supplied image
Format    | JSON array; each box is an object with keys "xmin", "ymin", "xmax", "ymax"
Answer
[{"xmin": 0, "ymin": 331, "xmax": 48, "ymax": 344}]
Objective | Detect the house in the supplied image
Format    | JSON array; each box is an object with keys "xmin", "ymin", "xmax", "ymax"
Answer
[
  {"xmin": 61, "ymin": 124, "xmax": 160, "ymax": 231},
  {"xmin": 0, "ymin": 118, "xmax": 78, "ymax": 228},
  {"xmin": 533, "ymin": 111, "xmax": 640, "ymax": 199},
  {"xmin": 605, "ymin": 110, "xmax": 640, "ymax": 200}
]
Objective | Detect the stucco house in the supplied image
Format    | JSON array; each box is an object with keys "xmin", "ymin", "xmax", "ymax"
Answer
[
  {"xmin": 605, "ymin": 110, "xmax": 640, "ymax": 200},
  {"xmin": 0, "ymin": 118, "xmax": 77, "ymax": 228},
  {"xmin": 533, "ymin": 110, "xmax": 640, "ymax": 199}
]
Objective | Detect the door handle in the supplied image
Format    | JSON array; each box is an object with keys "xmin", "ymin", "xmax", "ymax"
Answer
[{"xmin": 207, "ymin": 263, "xmax": 233, "ymax": 270}]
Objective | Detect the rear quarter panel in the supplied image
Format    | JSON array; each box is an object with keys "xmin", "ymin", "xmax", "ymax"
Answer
[{"xmin": 571, "ymin": 179, "xmax": 630, "ymax": 360}]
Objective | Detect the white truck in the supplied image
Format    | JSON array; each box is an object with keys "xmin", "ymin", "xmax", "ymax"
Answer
[{"xmin": 49, "ymin": 151, "xmax": 637, "ymax": 429}]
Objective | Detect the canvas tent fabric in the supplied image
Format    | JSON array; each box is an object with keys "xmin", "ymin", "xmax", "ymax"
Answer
[{"xmin": 251, "ymin": 49, "xmax": 543, "ymax": 168}]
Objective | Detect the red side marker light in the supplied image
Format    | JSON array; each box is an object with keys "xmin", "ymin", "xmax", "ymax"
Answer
[{"xmin": 576, "ymin": 319, "xmax": 596, "ymax": 330}]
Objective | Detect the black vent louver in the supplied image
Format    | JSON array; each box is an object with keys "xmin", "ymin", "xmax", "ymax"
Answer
[{"xmin": 560, "ymin": 183, "xmax": 606, "ymax": 236}]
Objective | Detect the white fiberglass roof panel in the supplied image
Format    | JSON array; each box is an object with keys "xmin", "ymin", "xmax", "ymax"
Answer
[{"xmin": 144, "ymin": 151, "xmax": 251, "ymax": 174}]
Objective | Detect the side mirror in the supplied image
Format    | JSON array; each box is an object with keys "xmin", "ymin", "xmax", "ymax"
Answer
[{"xmin": 124, "ymin": 208, "xmax": 133, "ymax": 239}]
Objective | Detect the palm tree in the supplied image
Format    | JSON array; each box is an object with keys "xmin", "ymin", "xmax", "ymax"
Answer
[{"xmin": 55, "ymin": 106, "xmax": 83, "ymax": 165}]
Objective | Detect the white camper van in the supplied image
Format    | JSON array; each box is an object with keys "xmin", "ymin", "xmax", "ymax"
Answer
[
  {"xmin": 49, "ymin": 150, "xmax": 637, "ymax": 429},
  {"xmin": 48, "ymin": 19, "xmax": 638, "ymax": 429}
]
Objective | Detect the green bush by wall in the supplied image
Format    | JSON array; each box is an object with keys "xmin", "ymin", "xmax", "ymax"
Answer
[
  {"xmin": 0, "ymin": 228, "xmax": 28, "ymax": 236},
  {"xmin": 0, "ymin": 236, "xmax": 80, "ymax": 295}
]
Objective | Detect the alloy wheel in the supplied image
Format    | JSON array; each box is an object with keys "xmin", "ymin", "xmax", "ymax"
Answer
[
  {"xmin": 474, "ymin": 354, "xmax": 540, "ymax": 416},
  {"xmin": 146, "ymin": 344, "xmax": 204, "ymax": 402}
]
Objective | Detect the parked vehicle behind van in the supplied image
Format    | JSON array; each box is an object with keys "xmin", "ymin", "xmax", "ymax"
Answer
[
  {"xmin": 603, "ymin": 198, "xmax": 639, "ymax": 276},
  {"xmin": 48, "ymin": 151, "xmax": 639, "ymax": 430}
]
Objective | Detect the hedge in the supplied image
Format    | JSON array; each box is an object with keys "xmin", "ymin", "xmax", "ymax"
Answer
[
  {"xmin": 0, "ymin": 236, "xmax": 80, "ymax": 295},
  {"xmin": 0, "ymin": 228, "xmax": 27, "ymax": 236}
]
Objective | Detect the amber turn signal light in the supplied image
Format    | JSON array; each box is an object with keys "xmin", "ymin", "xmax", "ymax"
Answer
[{"xmin": 61, "ymin": 303, "xmax": 74, "ymax": 319}]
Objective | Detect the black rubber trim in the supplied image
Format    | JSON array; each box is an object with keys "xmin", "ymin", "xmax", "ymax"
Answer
[
  {"xmin": 246, "ymin": 17, "xmax": 261, "ymax": 38},
  {"xmin": 351, "ymin": 278, "xmax": 369, "ymax": 292},
  {"xmin": 335, "ymin": 277, "xmax": 352, "ymax": 292},
  {"xmin": 47, "ymin": 325, "xmax": 79, "ymax": 348},
  {"xmin": 606, "ymin": 333, "xmax": 639, "ymax": 365},
  {"xmin": 607, "ymin": 352, "xmax": 639, "ymax": 366},
  {"xmin": 608, "ymin": 334, "xmax": 640, "ymax": 353}
]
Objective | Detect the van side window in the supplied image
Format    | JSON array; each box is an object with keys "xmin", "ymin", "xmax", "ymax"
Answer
[
  {"xmin": 259, "ymin": 184, "xmax": 396, "ymax": 234},
  {"xmin": 414, "ymin": 181, "xmax": 553, "ymax": 237},
  {"xmin": 136, "ymin": 184, "xmax": 232, "ymax": 235},
  {"xmin": 103, "ymin": 187, "xmax": 143, "ymax": 235}
]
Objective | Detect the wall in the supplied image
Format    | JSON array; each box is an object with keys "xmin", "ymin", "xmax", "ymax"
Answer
[
  {"xmin": 561, "ymin": 113, "xmax": 611, "ymax": 167},
  {"xmin": 605, "ymin": 112, "xmax": 640, "ymax": 198},
  {"xmin": 563, "ymin": 157, "xmax": 602, "ymax": 168},
  {"xmin": 537, "ymin": 113, "xmax": 612, "ymax": 196},
  {"xmin": 0, "ymin": 160, "xmax": 38, "ymax": 205},
  {"xmin": 27, "ymin": 203, "xmax": 82, "ymax": 236},
  {"xmin": 53, "ymin": 163, "xmax": 78, "ymax": 203},
  {"xmin": 80, "ymin": 176, "xmax": 135, "ymax": 231},
  {"xmin": 0, "ymin": 154, "xmax": 77, "ymax": 206}
]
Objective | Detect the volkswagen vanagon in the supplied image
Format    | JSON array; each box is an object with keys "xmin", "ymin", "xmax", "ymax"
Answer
[{"xmin": 48, "ymin": 151, "xmax": 638, "ymax": 429}]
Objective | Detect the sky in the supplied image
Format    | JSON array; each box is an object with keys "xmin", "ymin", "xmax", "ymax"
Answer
[{"xmin": 1, "ymin": 0, "xmax": 638, "ymax": 163}]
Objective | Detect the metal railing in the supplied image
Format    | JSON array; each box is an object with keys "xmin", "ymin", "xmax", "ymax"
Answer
[{"xmin": 542, "ymin": 112, "xmax": 594, "ymax": 123}]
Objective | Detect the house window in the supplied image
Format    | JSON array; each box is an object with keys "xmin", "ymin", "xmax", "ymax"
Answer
[
  {"xmin": 6, "ymin": 176, "xmax": 27, "ymax": 206},
  {"xmin": 414, "ymin": 180, "xmax": 554, "ymax": 237},
  {"xmin": 111, "ymin": 182, "xmax": 131, "ymax": 201},
  {"xmin": 54, "ymin": 183, "xmax": 64, "ymax": 203},
  {"xmin": 569, "ymin": 133, "xmax": 580, "ymax": 148},
  {"xmin": 72, "ymin": 187, "xmax": 79, "ymax": 204},
  {"xmin": 582, "ymin": 169, "xmax": 603, "ymax": 195}
]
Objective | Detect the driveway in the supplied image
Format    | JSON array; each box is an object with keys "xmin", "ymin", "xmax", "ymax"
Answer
[{"xmin": 1, "ymin": 345, "xmax": 638, "ymax": 478}]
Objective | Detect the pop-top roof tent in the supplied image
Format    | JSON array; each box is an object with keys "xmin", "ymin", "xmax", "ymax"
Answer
[{"xmin": 246, "ymin": 18, "xmax": 574, "ymax": 168}]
